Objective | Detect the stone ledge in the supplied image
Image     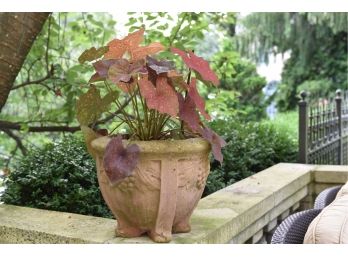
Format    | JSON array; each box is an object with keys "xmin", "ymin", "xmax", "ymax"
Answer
[
  {"xmin": 0, "ymin": 204, "xmax": 116, "ymax": 243},
  {"xmin": 0, "ymin": 163, "xmax": 315, "ymax": 244},
  {"xmin": 313, "ymin": 165, "xmax": 348, "ymax": 183}
]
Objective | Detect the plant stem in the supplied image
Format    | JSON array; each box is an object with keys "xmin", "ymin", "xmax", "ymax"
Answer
[
  {"xmin": 180, "ymin": 69, "xmax": 192, "ymax": 135},
  {"xmin": 109, "ymin": 120, "xmax": 125, "ymax": 134},
  {"xmin": 129, "ymin": 87, "xmax": 144, "ymax": 139},
  {"xmin": 168, "ymin": 13, "xmax": 188, "ymax": 46},
  {"xmin": 139, "ymin": 90, "xmax": 150, "ymax": 139}
]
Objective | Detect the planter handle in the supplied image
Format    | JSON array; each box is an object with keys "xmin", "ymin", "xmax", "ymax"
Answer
[{"xmin": 152, "ymin": 157, "xmax": 178, "ymax": 242}]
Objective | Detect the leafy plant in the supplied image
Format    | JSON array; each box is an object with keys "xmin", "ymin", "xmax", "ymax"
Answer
[
  {"xmin": 1, "ymin": 136, "xmax": 112, "ymax": 218},
  {"xmin": 76, "ymin": 28, "xmax": 226, "ymax": 185},
  {"xmin": 203, "ymin": 118, "xmax": 298, "ymax": 196},
  {"xmin": 209, "ymin": 40, "xmax": 267, "ymax": 121}
]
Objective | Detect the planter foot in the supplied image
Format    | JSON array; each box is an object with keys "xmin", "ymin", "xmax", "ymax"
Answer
[
  {"xmin": 116, "ymin": 224, "xmax": 145, "ymax": 238},
  {"xmin": 148, "ymin": 230, "xmax": 172, "ymax": 243},
  {"xmin": 173, "ymin": 221, "xmax": 191, "ymax": 233}
]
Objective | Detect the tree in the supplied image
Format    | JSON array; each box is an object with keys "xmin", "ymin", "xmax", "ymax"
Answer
[
  {"xmin": 0, "ymin": 13, "xmax": 49, "ymax": 112},
  {"xmin": 210, "ymin": 40, "xmax": 267, "ymax": 120},
  {"xmin": 237, "ymin": 12, "xmax": 348, "ymax": 111}
]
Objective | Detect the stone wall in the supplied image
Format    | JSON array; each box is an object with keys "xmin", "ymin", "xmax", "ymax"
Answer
[{"xmin": 0, "ymin": 163, "xmax": 347, "ymax": 243}]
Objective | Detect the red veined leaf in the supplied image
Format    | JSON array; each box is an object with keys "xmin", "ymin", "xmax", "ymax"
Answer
[
  {"xmin": 94, "ymin": 59, "xmax": 118, "ymax": 77},
  {"xmin": 170, "ymin": 47, "xmax": 219, "ymax": 86},
  {"xmin": 104, "ymin": 28, "xmax": 164, "ymax": 62},
  {"xmin": 200, "ymin": 127, "xmax": 226, "ymax": 164},
  {"xmin": 146, "ymin": 56, "xmax": 174, "ymax": 85},
  {"xmin": 177, "ymin": 93, "xmax": 201, "ymax": 132},
  {"xmin": 125, "ymin": 27, "xmax": 145, "ymax": 49},
  {"xmin": 131, "ymin": 42, "xmax": 165, "ymax": 61},
  {"xmin": 118, "ymin": 79, "xmax": 137, "ymax": 93},
  {"xmin": 108, "ymin": 59, "xmax": 146, "ymax": 84},
  {"xmin": 138, "ymin": 77, "xmax": 179, "ymax": 117},
  {"xmin": 104, "ymin": 28, "xmax": 145, "ymax": 59},
  {"xmin": 146, "ymin": 56, "xmax": 174, "ymax": 75},
  {"xmin": 108, "ymin": 59, "xmax": 132, "ymax": 83},
  {"xmin": 78, "ymin": 46, "xmax": 109, "ymax": 64},
  {"xmin": 193, "ymin": 70, "xmax": 214, "ymax": 87},
  {"xmin": 167, "ymin": 71, "xmax": 188, "ymax": 91},
  {"xmin": 188, "ymin": 78, "xmax": 211, "ymax": 120},
  {"xmin": 89, "ymin": 59, "xmax": 118, "ymax": 82},
  {"xmin": 104, "ymin": 40, "xmax": 128, "ymax": 59},
  {"xmin": 89, "ymin": 73, "xmax": 103, "ymax": 83},
  {"xmin": 103, "ymin": 135, "xmax": 140, "ymax": 185},
  {"xmin": 167, "ymin": 70, "xmax": 181, "ymax": 78}
]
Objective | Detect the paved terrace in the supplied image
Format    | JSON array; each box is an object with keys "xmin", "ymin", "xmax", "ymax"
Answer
[{"xmin": 0, "ymin": 163, "xmax": 347, "ymax": 243}]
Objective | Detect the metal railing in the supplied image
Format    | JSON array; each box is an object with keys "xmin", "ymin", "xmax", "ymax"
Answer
[{"xmin": 298, "ymin": 89, "xmax": 348, "ymax": 165}]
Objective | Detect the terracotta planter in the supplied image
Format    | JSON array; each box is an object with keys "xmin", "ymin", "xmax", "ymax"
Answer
[{"xmin": 89, "ymin": 136, "xmax": 211, "ymax": 243}]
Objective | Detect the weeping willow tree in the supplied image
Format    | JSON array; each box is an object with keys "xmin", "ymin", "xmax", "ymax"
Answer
[{"xmin": 237, "ymin": 12, "xmax": 348, "ymax": 111}]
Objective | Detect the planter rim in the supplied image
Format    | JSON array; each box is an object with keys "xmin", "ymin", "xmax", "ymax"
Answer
[{"xmin": 91, "ymin": 136, "xmax": 211, "ymax": 155}]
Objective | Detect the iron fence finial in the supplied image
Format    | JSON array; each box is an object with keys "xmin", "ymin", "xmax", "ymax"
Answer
[
  {"xmin": 336, "ymin": 89, "xmax": 342, "ymax": 98},
  {"xmin": 300, "ymin": 91, "xmax": 307, "ymax": 102}
]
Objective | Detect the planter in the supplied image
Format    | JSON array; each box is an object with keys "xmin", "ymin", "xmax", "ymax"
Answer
[{"xmin": 90, "ymin": 136, "xmax": 211, "ymax": 243}]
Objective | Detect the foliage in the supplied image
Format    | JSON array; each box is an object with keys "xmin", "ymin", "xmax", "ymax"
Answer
[
  {"xmin": 237, "ymin": 12, "xmax": 348, "ymax": 111},
  {"xmin": 125, "ymin": 12, "xmax": 236, "ymax": 51},
  {"xmin": 261, "ymin": 111, "xmax": 298, "ymax": 142},
  {"xmin": 1, "ymin": 135, "xmax": 113, "ymax": 218},
  {"xmin": 210, "ymin": 40, "xmax": 267, "ymax": 120},
  {"xmin": 2, "ymin": 13, "xmax": 116, "ymax": 125},
  {"xmin": 278, "ymin": 28, "xmax": 347, "ymax": 111},
  {"xmin": 296, "ymin": 80, "xmax": 333, "ymax": 99},
  {"xmin": 204, "ymin": 118, "xmax": 298, "ymax": 196},
  {"xmin": 0, "ymin": 13, "xmax": 117, "ymax": 165}
]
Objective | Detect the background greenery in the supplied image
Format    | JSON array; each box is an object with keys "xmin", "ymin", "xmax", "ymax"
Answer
[
  {"xmin": 237, "ymin": 12, "xmax": 347, "ymax": 111},
  {"xmin": 1, "ymin": 135, "xmax": 113, "ymax": 218}
]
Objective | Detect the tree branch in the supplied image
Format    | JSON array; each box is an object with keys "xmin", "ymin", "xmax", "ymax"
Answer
[
  {"xmin": 11, "ymin": 72, "xmax": 52, "ymax": 90},
  {"xmin": 1, "ymin": 128, "xmax": 27, "ymax": 155},
  {"xmin": 0, "ymin": 97, "xmax": 132, "ymax": 133},
  {"xmin": 95, "ymin": 97, "xmax": 132, "ymax": 125},
  {"xmin": 0, "ymin": 120, "xmax": 80, "ymax": 133}
]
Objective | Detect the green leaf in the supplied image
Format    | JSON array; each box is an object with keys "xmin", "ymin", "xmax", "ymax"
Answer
[
  {"xmin": 20, "ymin": 123, "xmax": 29, "ymax": 133},
  {"xmin": 76, "ymin": 85, "xmax": 119, "ymax": 125},
  {"xmin": 78, "ymin": 46, "xmax": 109, "ymax": 64}
]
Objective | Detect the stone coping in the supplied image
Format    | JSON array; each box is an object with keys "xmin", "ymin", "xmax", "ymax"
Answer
[{"xmin": 0, "ymin": 163, "xmax": 347, "ymax": 244}]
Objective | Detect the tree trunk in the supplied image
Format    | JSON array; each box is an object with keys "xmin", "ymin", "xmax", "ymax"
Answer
[{"xmin": 0, "ymin": 12, "xmax": 49, "ymax": 112}]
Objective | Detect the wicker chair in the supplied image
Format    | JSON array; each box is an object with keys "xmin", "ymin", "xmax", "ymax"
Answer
[
  {"xmin": 271, "ymin": 209, "xmax": 321, "ymax": 244},
  {"xmin": 314, "ymin": 185, "xmax": 342, "ymax": 209}
]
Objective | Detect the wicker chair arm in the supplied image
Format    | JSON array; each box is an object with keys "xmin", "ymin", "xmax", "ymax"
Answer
[
  {"xmin": 271, "ymin": 209, "xmax": 321, "ymax": 244},
  {"xmin": 314, "ymin": 185, "xmax": 342, "ymax": 209}
]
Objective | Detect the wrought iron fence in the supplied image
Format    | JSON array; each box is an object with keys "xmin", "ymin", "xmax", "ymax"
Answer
[{"xmin": 298, "ymin": 89, "xmax": 348, "ymax": 165}]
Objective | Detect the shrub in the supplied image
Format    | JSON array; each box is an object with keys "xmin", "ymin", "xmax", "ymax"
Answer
[
  {"xmin": 261, "ymin": 111, "xmax": 298, "ymax": 142},
  {"xmin": 1, "ymin": 135, "xmax": 113, "ymax": 218},
  {"xmin": 203, "ymin": 118, "xmax": 298, "ymax": 196}
]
